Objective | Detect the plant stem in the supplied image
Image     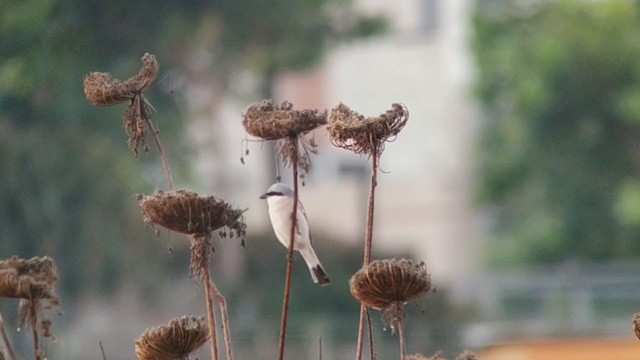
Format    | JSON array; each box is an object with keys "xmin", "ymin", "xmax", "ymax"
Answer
[
  {"xmin": 99, "ymin": 341, "xmax": 107, "ymax": 360},
  {"xmin": 29, "ymin": 302, "xmax": 40, "ymax": 360},
  {"xmin": 356, "ymin": 150, "xmax": 379, "ymax": 360},
  {"xmin": 277, "ymin": 137, "xmax": 299, "ymax": 360},
  {"xmin": 0, "ymin": 311, "xmax": 17, "ymax": 360},
  {"xmin": 140, "ymin": 95, "xmax": 175, "ymax": 190},
  {"xmin": 208, "ymin": 278, "xmax": 234, "ymax": 360},
  {"xmin": 397, "ymin": 319, "xmax": 406, "ymax": 360},
  {"xmin": 202, "ymin": 269, "xmax": 220, "ymax": 360}
]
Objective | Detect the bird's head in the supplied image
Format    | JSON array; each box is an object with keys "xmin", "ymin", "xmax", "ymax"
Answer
[{"xmin": 259, "ymin": 182, "xmax": 293, "ymax": 199}]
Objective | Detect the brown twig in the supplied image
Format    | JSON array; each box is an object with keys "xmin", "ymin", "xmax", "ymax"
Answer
[
  {"xmin": 356, "ymin": 149, "xmax": 379, "ymax": 360},
  {"xmin": 140, "ymin": 98, "xmax": 175, "ymax": 190},
  {"xmin": 202, "ymin": 269, "xmax": 220, "ymax": 360},
  {"xmin": 29, "ymin": 302, "xmax": 40, "ymax": 360},
  {"xmin": 277, "ymin": 136, "xmax": 299, "ymax": 360},
  {"xmin": 207, "ymin": 278, "xmax": 234, "ymax": 360},
  {"xmin": 319, "ymin": 336, "xmax": 323, "ymax": 360},
  {"xmin": 99, "ymin": 341, "xmax": 107, "ymax": 360},
  {"xmin": 0, "ymin": 311, "xmax": 17, "ymax": 360},
  {"xmin": 397, "ymin": 316, "xmax": 406, "ymax": 360}
]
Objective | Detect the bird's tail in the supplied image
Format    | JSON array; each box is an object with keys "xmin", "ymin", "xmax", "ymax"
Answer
[{"xmin": 299, "ymin": 246, "xmax": 331, "ymax": 286}]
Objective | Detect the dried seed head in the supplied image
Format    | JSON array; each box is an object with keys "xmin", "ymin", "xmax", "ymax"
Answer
[
  {"xmin": 633, "ymin": 313, "xmax": 640, "ymax": 340},
  {"xmin": 406, "ymin": 352, "xmax": 446, "ymax": 360},
  {"xmin": 455, "ymin": 350, "xmax": 477, "ymax": 360},
  {"xmin": 134, "ymin": 315, "xmax": 208, "ymax": 360},
  {"xmin": 328, "ymin": 103, "xmax": 408, "ymax": 155},
  {"xmin": 242, "ymin": 100, "xmax": 326, "ymax": 140},
  {"xmin": 350, "ymin": 258, "xmax": 431, "ymax": 310},
  {"xmin": 0, "ymin": 256, "xmax": 59, "ymax": 300},
  {"xmin": 138, "ymin": 189, "xmax": 247, "ymax": 238},
  {"xmin": 83, "ymin": 53, "xmax": 159, "ymax": 107}
]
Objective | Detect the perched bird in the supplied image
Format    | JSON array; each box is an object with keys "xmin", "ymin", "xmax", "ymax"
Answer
[{"xmin": 260, "ymin": 183, "xmax": 331, "ymax": 286}]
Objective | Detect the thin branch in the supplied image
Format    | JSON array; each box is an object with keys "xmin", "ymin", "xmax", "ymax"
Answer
[
  {"xmin": 356, "ymin": 149, "xmax": 379, "ymax": 360},
  {"xmin": 140, "ymin": 96, "xmax": 175, "ymax": 190},
  {"xmin": 208, "ymin": 278, "xmax": 234, "ymax": 360},
  {"xmin": 0, "ymin": 311, "xmax": 17, "ymax": 360},
  {"xmin": 29, "ymin": 302, "xmax": 40, "ymax": 360},
  {"xmin": 397, "ymin": 319, "xmax": 406, "ymax": 360},
  {"xmin": 202, "ymin": 269, "xmax": 220, "ymax": 360},
  {"xmin": 99, "ymin": 341, "xmax": 107, "ymax": 360},
  {"xmin": 367, "ymin": 309, "xmax": 375, "ymax": 360},
  {"xmin": 277, "ymin": 136, "xmax": 299, "ymax": 360}
]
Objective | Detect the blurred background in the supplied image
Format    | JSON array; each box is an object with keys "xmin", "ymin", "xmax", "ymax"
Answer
[{"xmin": 2, "ymin": 0, "xmax": 640, "ymax": 359}]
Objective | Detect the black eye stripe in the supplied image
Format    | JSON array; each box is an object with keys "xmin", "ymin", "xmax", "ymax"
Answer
[{"xmin": 268, "ymin": 191, "xmax": 283, "ymax": 196}]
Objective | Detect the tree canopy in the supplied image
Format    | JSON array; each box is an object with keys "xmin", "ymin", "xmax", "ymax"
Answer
[{"xmin": 473, "ymin": 0, "xmax": 640, "ymax": 264}]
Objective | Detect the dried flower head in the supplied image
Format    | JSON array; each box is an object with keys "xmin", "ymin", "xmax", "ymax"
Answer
[
  {"xmin": 350, "ymin": 259, "xmax": 430, "ymax": 333},
  {"xmin": 242, "ymin": 100, "xmax": 326, "ymax": 173},
  {"xmin": 455, "ymin": 350, "xmax": 477, "ymax": 360},
  {"xmin": 350, "ymin": 258, "xmax": 431, "ymax": 310},
  {"xmin": 328, "ymin": 103, "xmax": 408, "ymax": 155},
  {"xmin": 243, "ymin": 100, "xmax": 326, "ymax": 141},
  {"xmin": 83, "ymin": 53, "xmax": 159, "ymax": 155},
  {"xmin": 0, "ymin": 256, "xmax": 59, "ymax": 300},
  {"xmin": 135, "ymin": 315, "xmax": 208, "ymax": 360},
  {"xmin": 406, "ymin": 352, "xmax": 446, "ymax": 360},
  {"xmin": 633, "ymin": 313, "xmax": 640, "ymax": 341},
  {"xmin": 83, "ymin": 53, "xmax": 159, "ymax": 107},
  {"xmin": 138, "ymin": 189, "xmax": 247, "ymax": 239}
]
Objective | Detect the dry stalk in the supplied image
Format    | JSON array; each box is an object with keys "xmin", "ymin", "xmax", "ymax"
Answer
[
  {"xmin": 207, "ymin": 276, "xmax": 234, "ymax": 360},
  {"xmin": 0, "ymin": 312, "xmax": 16, "ymax": 360},
  {"xmin": 277, "ymin": 136, "xmax": 300, "ymax": 360},
  {"xmin": 327, "ymin": 103, "xmax": 408, "ymax": 360}
]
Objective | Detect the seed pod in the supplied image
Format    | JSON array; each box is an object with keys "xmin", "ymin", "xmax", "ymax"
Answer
[
  {"xmin": 328, "ymin": 103, "xmax": 408, "ymax": 155},
  {"xmin": 134, "ymin": 315, "xmax": 208, "ymax": 360},
  {"xmin": 83, "ymin": 53, "xmax": 159, "ymax": 107},
  {"xmin": 242, "ymin": 100, "xmax": 326, "ymax": 140},
  {"xmin": 349, "ymin": 258, "xmax": 431, "ymax": 310},
  {"xmin": 138, "ymin": 189, "xmax": 246, "ymax": 238}
]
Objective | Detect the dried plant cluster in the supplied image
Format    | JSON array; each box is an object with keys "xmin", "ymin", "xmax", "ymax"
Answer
[
  {"xmin": 633, "ymin": 313, "xmax": 640, "ymax": 341},
  {"xmin": 350, "ymin": 258, "xmax": 431, "ymax": 311},
  {"xmin": 134, "ymin": 315, "xmax": 208, "ymax": 360},
  {"xmin": 328, "ymin": 103, "xmax": 409, "ymax": 155},
  {"xmin": 243, "ymin": 100, "xmax": 326, "ymax": 173},
  {"xmin": 407, "ymin": 351, "xmax": 477, "ymax": 360},
  {"xmin": 83, "ymin": 53, "xmax": 160, "ymax": 155},
  {"xmin": 243, "ymin": 100, "xmax": 326, "ymax": 140},
  {"xmin": 0, "ymin": 257, "xmax": 59, "ymax": 301},
  {"xmin": 138, "ymin": 190, "xmax": 246, "ymax": 239}
]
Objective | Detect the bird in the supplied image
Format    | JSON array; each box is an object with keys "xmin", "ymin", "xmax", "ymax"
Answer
[{"xmin": 260, "ymin": 182, "xmax": 331, "ymax": 286}]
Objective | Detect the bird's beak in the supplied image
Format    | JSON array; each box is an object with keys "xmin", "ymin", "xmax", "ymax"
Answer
[{"xmin": 259, "ymin": 193, "xmax": 268, "ymax": 199}]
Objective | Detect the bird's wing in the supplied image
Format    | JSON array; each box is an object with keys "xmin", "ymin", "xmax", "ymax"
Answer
[{"xmin": 296, "ymin": 201, "xmax": 313, "ymax": 244}]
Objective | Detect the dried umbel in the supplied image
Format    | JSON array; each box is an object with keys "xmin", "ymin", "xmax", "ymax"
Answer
[
  {"xmin": 242, "ymin": 100, "xmax": 326, "ymax": 174},
  {"xmin": 328, "ymin": 103, "xmax": 408, "ymax": 155},
  {"xmin": 83, "ymin": 53, "xmax": 160, "ymax": 155},
  {"xmin": 455, "ymin": 350, "xmax": 477, "ymax": 360},
  {"xmin": 406, "ymin": 352, "xmax": 445, "ymax": 360},
  {"xmin": 135, "ymin": 315, "xmax": 208, "ymax": 360},
  {"xmin": 83, "ymin": 53, "xmax": 159, "ymax": 107},
  {"xmin": 350, "ymin": 258, "xmax": 431, "ymax": 311},
  {"xmin": 633, "ymin": 312, "xmax": 640, "ymax": 341},
  {"xmin": 0, "ymin": 256, "xmax": 59, "ymax": 301},
  {"xmin": 243, "ymin": 100, "xmax": 326, "ymax": 141},
  {"xmin": 138, "ymin": 189, "xmax": 247, "ymax": 239}
]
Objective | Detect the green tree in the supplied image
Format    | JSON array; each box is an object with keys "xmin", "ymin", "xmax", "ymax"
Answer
[
  {"xmin": 473, "ymin": 0, "xmax": 640, "ymax": 264},
  {"xmin": 0, "ymin": 0, "xmax": 383, "ymax": 296}
]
